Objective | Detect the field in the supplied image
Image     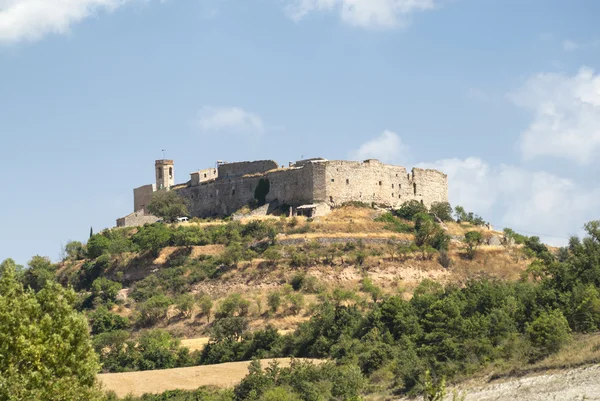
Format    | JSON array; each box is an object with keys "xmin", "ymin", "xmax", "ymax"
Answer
[{"xmin": 98, "ymin": 358, "xmax": 323, "ymax": 397}]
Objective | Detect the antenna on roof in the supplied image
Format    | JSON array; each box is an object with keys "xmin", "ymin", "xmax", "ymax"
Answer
[{"xmin": 161, "ymin": 149, "xmax": 167, "ymax": 160}]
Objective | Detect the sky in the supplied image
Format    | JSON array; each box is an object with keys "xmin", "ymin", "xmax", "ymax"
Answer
[{"xmin": 0, "ymin": 0, "xmax": 599, "ymax": 265}]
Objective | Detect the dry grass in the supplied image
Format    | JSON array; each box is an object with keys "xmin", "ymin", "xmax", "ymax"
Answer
[
  {"xmin": 98, "ymin": 358, "xmax": 324, "ymax": 397},
  {"xmin": 530, "ymin": 333, "xmax": 600, "ymax": 372}
]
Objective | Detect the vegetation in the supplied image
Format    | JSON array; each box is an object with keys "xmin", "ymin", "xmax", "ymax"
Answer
[
  {"xmin": 148, "ymin": 190, "xmax": 189, "ymax": 223},
  {"xmin": 0, "ymin": 259, "xmax": 102, "ymax": 401}
]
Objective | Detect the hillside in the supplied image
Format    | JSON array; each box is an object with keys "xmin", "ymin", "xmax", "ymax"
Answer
[{"xmin": 7, "ymin": 201, "xmax": 600, "ymax": 401}]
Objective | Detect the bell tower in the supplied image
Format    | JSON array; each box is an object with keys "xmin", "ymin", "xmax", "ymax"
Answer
[{"xmin": 155, "ymin": 159, "xmax": 175, "ymax": 190}]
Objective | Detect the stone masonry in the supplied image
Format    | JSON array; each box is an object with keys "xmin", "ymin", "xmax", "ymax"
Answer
[{"xmin": 117, "ymin": 157, "xmax": 448, "ymax": 226}]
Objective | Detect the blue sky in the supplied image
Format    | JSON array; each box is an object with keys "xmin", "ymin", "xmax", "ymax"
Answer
[{"xmin": 1, "ymin": 0, "xmax": 599, "ymax": 265}]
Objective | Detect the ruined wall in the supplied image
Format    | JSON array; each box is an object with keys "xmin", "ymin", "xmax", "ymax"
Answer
[
  {"xmin": 133, "ymin": 184, "xmax": 156, "ymax": 213},
  {"xmin": 217, "ymin": 160, "xmax": 279, "ymax": 180},
  {"xmin": 411, "ymin": 168, "xmax": 448, "ymax": 207},
  {"xmin": 323, "ymin": 160, "xmax": 447, "ymax": 208}
]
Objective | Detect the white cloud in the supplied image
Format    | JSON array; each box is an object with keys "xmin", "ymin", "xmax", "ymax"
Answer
[
  {"xmin": 194, "ymin": 106, "xmax": 266, "ymax": 136},
  {"xmin": 562, "ymin": 39, "xmax": 580, "ymax": 51},
  {"xmin": 350, "ymin": 130, "xmax": 407, "ymax": 163},
  {"xmin": 419, "ymin": 157, "xmax": 600, "ymax": 245},
  {"xmin": 510, "ymin": 66, "xmax": 600, "ymax": 164},
  {"xmin": 0, "ymin": 0, "xmax": 140, "ymax": 43},
  {"xmin": 284, "ymin": 0, "xmax": 439, "ymax": 29}
]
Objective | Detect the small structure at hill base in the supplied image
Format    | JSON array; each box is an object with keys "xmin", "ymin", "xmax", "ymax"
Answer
[{"xmin": 116, "ymin": 157, "xmax": 449, "ymax": 227}]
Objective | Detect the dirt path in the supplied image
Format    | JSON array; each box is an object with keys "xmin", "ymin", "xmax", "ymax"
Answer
[
  {"xmin": 406, "ymin": 364, "xmax": 600, "ymax": 401},
  {"xmin": 99, "ymin": 358, "xmax": 321, "ymax": 397}
]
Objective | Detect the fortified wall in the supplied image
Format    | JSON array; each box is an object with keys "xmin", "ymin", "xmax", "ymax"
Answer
[{"xmin": 117, "ymin": 157, "xmax": 448, "ymax": 226}]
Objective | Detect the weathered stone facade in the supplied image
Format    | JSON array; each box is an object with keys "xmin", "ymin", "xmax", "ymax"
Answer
[
  {"xmin": 119, "ymin": 157, "xmax": 448, "ymax": 225},
  {"xmin": 116, "ymin": 210, "xmax": 159, "ymax": 227}
]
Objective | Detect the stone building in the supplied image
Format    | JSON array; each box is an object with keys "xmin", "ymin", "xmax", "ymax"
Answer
[{"xmin": 116, "ymin": 157, "xmax": 448, "ymax": 227}]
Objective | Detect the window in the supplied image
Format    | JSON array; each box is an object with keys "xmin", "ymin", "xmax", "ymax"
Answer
[
  {"xmin": 204, "ymin": 173, "xmax": 207, "ymax": 178},
  {"xmin": 392, "ymin": 193, "xmax": 394, "ymax": 197},
  {"xmin": 157, "ymin": 168, "xmax": 163, "ymax": 179},
  {"xmin": 413, "ymin": 183, "xmax": 417, "ymax": 195},
  {"xmin": 346, "ymin": 179, "xmax": 349, "ymax": 185},
  {"xmin": 232, "ymin": 189, "xmax": 236, "ymax": 196},
  {"xmin": 330, "ymin": 196, "xmax": 334, "ymax": 203},
  {"xmin": 169, "ymin": 167, "xmax": 173, "ymax": 178},
  {"xmin": 379, "ymin": 181, "xmax": 382, "ymax": 186},
  {"xmin": 331, "ymin": 178, "xmax": 335, "ymax": 182},
  {"xmin": 392, "ymin": 184, "xmax": 394, "ymax": 188},
  {"xmin": 399, "ymin": 184, "xmax": 402, "ymax": 189}
]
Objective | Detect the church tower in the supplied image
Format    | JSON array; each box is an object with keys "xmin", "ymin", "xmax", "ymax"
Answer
[{"xmin": 155, "ymin": 159, "xmax": 175, "ymax": 190}]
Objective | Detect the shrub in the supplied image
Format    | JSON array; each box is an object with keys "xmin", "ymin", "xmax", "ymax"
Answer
[
  {"xmin": 395, "ymin": 200, "xmax": 428, "ymax": 220},
  {"xmin": 132, "ymin": 224, "xmax": 172, "ymax": 256},
  {"xmin": 89, "ymin": 306, "xmax": 129, "ymax": 335},
  {"xmin": 90, "ymin": 277, "xmax": 122, "ymax": 305},
  {"xmin": 437, "ymin": 251, "xmax": 452, "ymax": 269},
  {"xmin": 375, "ymin": 212, "xmax": 412, "ymax": 233}
]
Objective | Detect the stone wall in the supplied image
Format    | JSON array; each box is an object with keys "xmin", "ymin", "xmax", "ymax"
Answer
[
  {"xmin": 322, "ymin": 160, "xmax": 447, "ymax": 208},
  {"xmin": 191, "ymin": 168, "xmax": 218, "ymax": 186},
  {"xmin": 116, "ymin": 211, "xmax": 159, "ymax": 227},
  {"xmin": 217, "ymin": 160, "xmax": 279, "ymax": 180},
  {"xmin": 176, "ymin": 162, "xmax": 318, "ymax": 217},
  {"xmin": 133, "ymin": 184, "xmax": 155, "ymax": 214},
  {"xmin": 129, "ymin": 158, "xmax": 447, "ymax": 220}
]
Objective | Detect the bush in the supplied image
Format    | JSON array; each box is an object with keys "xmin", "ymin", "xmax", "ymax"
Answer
[
  {"xmin": 90, "ymin": 277, "xmax": 122, "ymax": 305},
  {"xmin": 132, "ymin": 224, "xmax": 173, "ymax": 255},
  {"xmin": 198, "ymin": 295, "xmax": 214, "ymax": 322},
  {"xmin": 395, "ymin": 200, "xmax": 428, "ymax": 220},
  {"xmin": 175, "ymin": 294, "xmax": 195, "ymax": 318},
  {"xmin": 89, "ymin": 306, "xmax": 129, "ymax": 335},
  {"xmin": 375, "ymin": 212, "xmax": 412, "ymax": 233}
]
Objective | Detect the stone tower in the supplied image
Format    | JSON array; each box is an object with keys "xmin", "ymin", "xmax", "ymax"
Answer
[{"xmin": 155, "ymin": 159, "xmax": 175, "ymax": 190}]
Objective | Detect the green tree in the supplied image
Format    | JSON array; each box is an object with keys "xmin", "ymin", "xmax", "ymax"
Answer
[
  {"xmin": 526, "ymin": 309, "xmax": 572, "ymax": 359},
  {"xmin": 176, "ymin": 293, "xmax": 196, "ymax": 318},
  {"xmin": 0, "ymin": 259, "xmax": 102, "ymax": 400},
  {"xmin": 413, "ymin": 213, "xmax": 437, "ymax": 247},
  {"xmin": 429, "ymin": 202, "xmax": 453, "ymax": 222},
  {"xmin": 464, "ymin": 231, "xmax": 483, "ymax": 260},
  {"xmin": 198, "ymin": 294, "xmax": 214, "ymax": 322},
  {"xmin": 148, "ymin": 190, "xmax": 189, "ymax": 223},
  {"xmin": 87, "ymin": 234, "xmax": 111, "ymax": 259},
  {"xmin": 21, "ymin": 255, "xmax": 56, "ymax": 292},
  {"xmin": 137, "ymin": 295, "xmax": 173, "ymax": 326},
  {"xmin": 267, "ymin": 291, "xmax": 282, "ymax": 314},
  {"xmin": 132, "ymin": 224, "xmax": 172, "ymax": 256},
  {"xmin": 396, "ymin": 200, "xmax": 428, "ymax": 220},
  {"xmin": 64, "ymin": 241, "xmax": 86, "ymax": 261}
]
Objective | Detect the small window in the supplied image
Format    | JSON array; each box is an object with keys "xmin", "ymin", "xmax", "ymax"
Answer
[
  {"xmin": 379, "ymin": 181, "xmax": 382, "ymax": 186},
  {"xmin": 169, "ymin": 167, "xmax": 173, "ymax": 178},
  {"xmin": 204, "ymin": 173, "xmax": 207, "ymax": 178},
  {"xmin": 396, "ymin": 174, "xmax": 398, "ymax": 177},
  {"xmin": 413, "ymin": 183, "xmax": 417, "ymax": 195},
  {"xmin": 331, "ymin": 178, "xmax": 335, "ymax": 182},
  {"xmin": 330, "ymin": 196, "xmax": 334, "ymax": 203},
  {"xmin": 232, "ymin": 189, "xmax": 236, "ymax": 195},
  {"xmin": 420, "ymin": 199, "xmax": 424, "ymax": 205},
  {"xmin": 392, "ymin": 184, "xmax": 394, "ymax": 189},
  {"xmin": 392, "ymin": 193, "xmax": 394, "ymax": 197},
  {"xmin": 157, "ymin": 168, "xmax": 163, "ymax": 179},
  {"xmin": 399, "ymin": 184, "xmax": 402, "ymax": 189},
  {"xmin": 346, "ymin": 179, "xmax": 349, "ymax": 185}
]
